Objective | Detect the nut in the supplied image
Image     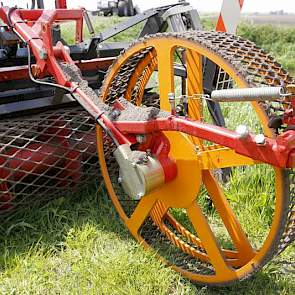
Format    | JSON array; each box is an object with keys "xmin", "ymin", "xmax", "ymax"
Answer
[
  {"xmin": 39, "ymin": 48, "xmax": 48, "ymax": 60},
  {"xmin": 235, "ymin": 125, "xmax": 249, "ymax": 139},
  {"xmin": 136, "ymin": 134, "xmax": 146, "ymax": 144},
  {"xmin": 254, "ymin": 134, "xmax": 266, "ymax": 145}
]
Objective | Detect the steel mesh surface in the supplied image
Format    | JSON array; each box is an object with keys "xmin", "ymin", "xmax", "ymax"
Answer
[
  {"xmin": 99, "ymin": 31, "xmax": 295, "ymax": 283},
  {"xmin": 0, "ymin": 107, "xmax": 100, "ymax": 215}
]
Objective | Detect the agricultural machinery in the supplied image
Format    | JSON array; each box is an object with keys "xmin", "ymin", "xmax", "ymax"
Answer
[
  {"xmin": 0, "ymin": 0, "xmax": 294, "ymax": 286},
  {"xmin": 94, "ymin": 0, "xmax": 138, "ymax": 17}
]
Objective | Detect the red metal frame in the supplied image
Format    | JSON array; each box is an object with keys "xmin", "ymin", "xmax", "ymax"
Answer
[
  {"xmin": 112, "ymin": 116, "xmax": 295, "ymax": 168},
  {"xmin": 0, "ymin": 5, "xmax": 294, "ymax": 171},
  {"xmin": 0, "ymin": 58, "xmax": 115, "ymax": 82},
  {"xmin": 55, "ymin": 0, "xmax": 67, "ymax": 9}
]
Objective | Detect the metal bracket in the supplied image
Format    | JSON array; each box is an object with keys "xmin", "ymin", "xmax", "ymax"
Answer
[{"xmin": 162, "ymin": 4, "xmax": 202, "ymax": 31}]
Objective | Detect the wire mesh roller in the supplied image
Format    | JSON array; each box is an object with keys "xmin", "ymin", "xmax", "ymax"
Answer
[
  {"xmin": 0, "ymin": 107, "xmax": 99, "ymax": 214},
  {"xmin": 98, "ymin": 31, "xmax": 295, "ymax": 285}
]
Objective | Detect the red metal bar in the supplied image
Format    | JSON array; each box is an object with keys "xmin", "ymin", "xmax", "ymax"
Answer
[
  {"xmin": 112, "ymin": 117, "xmax": 295, "ymax": 169},
  {"xmin": 0, "ymin": 58, "xmax": 115, "ymax": 82},
  {"xmin": 55, "ymin": 0, "xmax": 67, "ymax": 9},
  {"xmin": 17, "ymin": 9, "xmax": 83, "ymax": 22}
]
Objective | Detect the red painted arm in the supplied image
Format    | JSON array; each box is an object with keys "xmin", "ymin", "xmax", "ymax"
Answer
[{"xmin": 55, "ymin": 0, "xmax": 67, "ymax": 9}]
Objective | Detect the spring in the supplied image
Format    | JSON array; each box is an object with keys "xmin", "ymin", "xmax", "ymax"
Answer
[{"xmin": 211, "ymin": 86, "xmax": 285, "ymax": 102}]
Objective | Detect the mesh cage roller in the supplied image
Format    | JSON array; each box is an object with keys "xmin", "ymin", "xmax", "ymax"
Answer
[{"xmin": 0, "ymin": 107, "xmax": 99, "ymax": 215}]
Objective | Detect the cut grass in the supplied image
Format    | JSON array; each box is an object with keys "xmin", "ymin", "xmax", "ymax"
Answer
[{"xmin": 0, "ymin": 16, "xmax": 294, "ymax": 294}]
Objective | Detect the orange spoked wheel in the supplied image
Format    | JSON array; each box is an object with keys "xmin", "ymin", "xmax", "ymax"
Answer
[{"xmin": 97, "ymin": 31, "xmax": 294, "ymax": 285}]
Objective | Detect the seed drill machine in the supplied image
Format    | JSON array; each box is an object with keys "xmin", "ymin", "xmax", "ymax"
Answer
[{"xmin": 0, "ymin": 0, "xmax": 294, "ymax": 286}]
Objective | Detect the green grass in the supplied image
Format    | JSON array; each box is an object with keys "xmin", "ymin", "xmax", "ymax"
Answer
[
  {"xmin": 0, "ymin": 188, "xmax": 191, "ymax": 294},
  {"xmin": 0, "ymin": 183, "xmax": 294, "ymax": 294},
  {"xmin": 0, "ymin": 16, "xmax": 294, "ymax": 294}
]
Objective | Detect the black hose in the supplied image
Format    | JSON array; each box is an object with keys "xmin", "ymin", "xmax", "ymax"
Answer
[
  {"xmin": 27, "ymin": 44, "xmax": 72, "ymax": 92},
  {"xmin": 7, "ymin": 7, "xmax": 119, "ymax": 147},
  {"xmin": 28, "ymin": 45, "xmax": 120, "ymax": 147}
]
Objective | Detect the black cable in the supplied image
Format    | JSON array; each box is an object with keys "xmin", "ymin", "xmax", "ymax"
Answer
[
  {"xmin": 7, "ymin": 7, "xmax": 17, "ymax": 29},
  {"xmin": 7, "ymin": 7, "xmax": 68, "ymax": 92},
  {"xmin": 28, "ymin": 45, "xmax": 120, "ymax": 147},
  {"xmin": 27, "ymin": 44, "xmax": 72, "ymax": 92},
  {"xmin": 7, "ymin": 8, "xmax": 120, "ymax": 147},
  {"xmin": 7, "ymin": 7, "xmax": 70, "ymax": 93},
  {"xmin": 96, "ymin": 118, "xmax": 120, "ymax": 147}
]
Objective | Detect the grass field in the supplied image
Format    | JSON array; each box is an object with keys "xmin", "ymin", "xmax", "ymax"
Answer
[{"xmin": 0, "ymin": 16, "xmax": 294, "ymax": 294}]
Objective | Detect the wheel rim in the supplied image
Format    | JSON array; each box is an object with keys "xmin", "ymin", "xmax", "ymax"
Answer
[{"xmin": 97, "ymin": 32, "xmax": 293, "ymax": 285}]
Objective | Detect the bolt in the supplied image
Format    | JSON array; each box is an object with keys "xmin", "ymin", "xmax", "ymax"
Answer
[
  {"xmin": 168, "ymin": 93, "xmax": 176, "ymax": 115},
  {"xmin": 176, "ymin": 105, "xmax": 183, "ymax": 116},
  {"xmin": 136, "ymin": 192, "xmax": 144, "ymax": 200},
  {"xmin": 39, "ymin": 48, "xmax": 47, "ymax": 60},
  {"xmin": 64, "ymin": 45, "xmax": 70, "ymax": 55},
  {"xmin": 235, "ymin": 125, "xmax": 249, "ymax": 139},
  {"xmin": 194, "ymin": 145, "xmax": 201, "ymax": 153},
  {"xmin": 31, "ymin": 65, "xmax": 41, "ymax": 77},
  {"xmin": 255, "ymin": 134, "xmax": 266, "ymax": 145},
  {"xmin": 146, "ymin": 149, "xmax": 152, "ymax": 156},
  {"xmin": 136, "ymin": 134, "xmax": 146, "ymax": 144}
]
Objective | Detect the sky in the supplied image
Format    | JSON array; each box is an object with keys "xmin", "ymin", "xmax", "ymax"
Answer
[{"xmin": 1, "ymin": 0, "xmax": 295, "ymax": 13}]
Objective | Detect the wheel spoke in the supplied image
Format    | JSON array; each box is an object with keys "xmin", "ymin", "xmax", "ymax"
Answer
[
  {"xmin": 199, "ymin": 146, "xmax": 258, "ymax": 170},
  {"xmin": 202, "ymin": 170, "xmax": 256, "ymax": 263},
  {"xmin": 186, "ymin": 49, "xmax": 203, "ymax": 121},
  {"xmin": 154, "ymin": 43, "xmax": 174, "ymax": 111},
  {"xmin": 126, "ymin": 194, "xmax": 158, "ymax": 235},
  {"xmin": 187, "ymin": 202, "xmax": 234, "ymax": 275}
]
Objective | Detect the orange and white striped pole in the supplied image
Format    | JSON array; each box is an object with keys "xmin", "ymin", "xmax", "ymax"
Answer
[{"xmin": 216, "ymin": 0, "xmax": 244, "ymax": 33}]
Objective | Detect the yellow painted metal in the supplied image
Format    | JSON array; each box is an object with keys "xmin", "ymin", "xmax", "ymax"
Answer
[
  {"xmin": 202, "ymin": 170, "xmax": 256, "ymax": 265},
  {"xmin": 186, "ymin": 202, "xmax": 235, "ymax": 278},
  {"xmin": 198, "ymin": 146, "xmax": 258, "ymax": 169},
  {"xmin": 97, "ymin": 35, "xmax": 286, "ymax": 285},
  {"xmin": 187, "ymin": 49, "xmax": 203, "ymax": 120},
  {"xmin": 153, "ymin": 41, "xmax": 175, "ymax": 111}
]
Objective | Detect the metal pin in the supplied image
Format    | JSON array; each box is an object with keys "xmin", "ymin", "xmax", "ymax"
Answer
[
  {"xmin": 235, "ymin": 125, "xmax": 249, "ymax": 139},
  {"xmin": 255, "ymin": 134, "xmax": 266, "ymax": 145},
  {"xmin": 136, "ymin": 134, "xmax": 146, "ymax": 144},
  {"xmin": 168, "ymin": 93, "xmax": 176, "ymax": 115}
]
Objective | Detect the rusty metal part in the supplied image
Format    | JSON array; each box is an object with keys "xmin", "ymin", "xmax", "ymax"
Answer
[{"xmin": 97, "ymin": 31, "xmax": 295, "ymax": 285}]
